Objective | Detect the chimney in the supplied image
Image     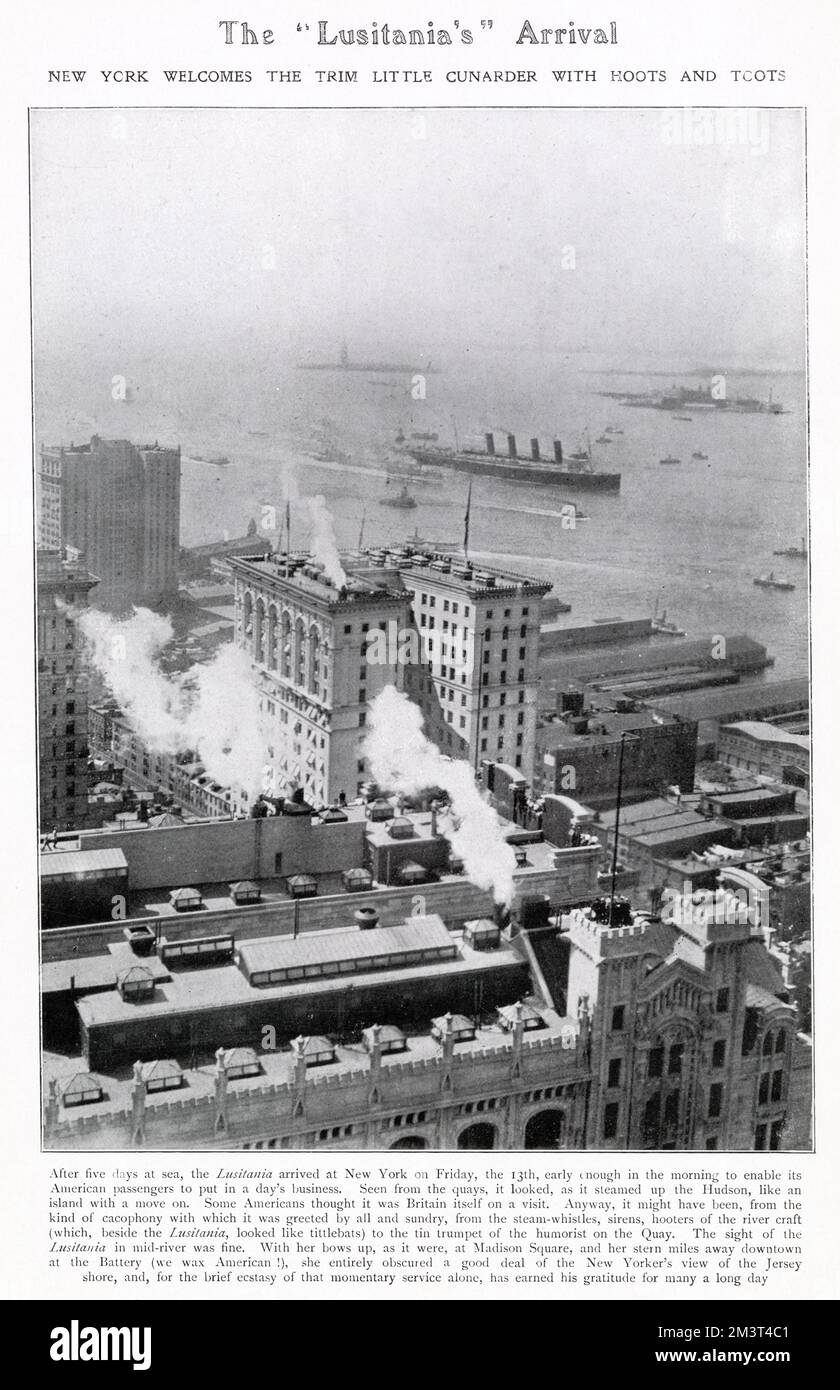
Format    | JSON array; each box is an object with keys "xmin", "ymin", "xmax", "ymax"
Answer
[
  {"xmin": 485, "ymin": 432, "xmax": 495, "ymax": 456},
  {"xmin": 553, "ymin": 440, "xmax": 563, "ymax": 464},
  {"xmin": 430, "ymin": 799, "xmax": 438, "ymax": 837},
  {"xmin": 507, "ymin": 433, "xmax": 517, "ymax": 460},
  {"xmin": 530, "ymin": 438, "xmax": 540, "ymax": 461}
]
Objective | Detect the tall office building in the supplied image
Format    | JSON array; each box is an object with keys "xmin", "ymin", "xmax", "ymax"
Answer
[
  {"xmin": 230, "ymin": 551, "xmax": 411, "ymax": 805},
  {"xmin": 37, "ymin": 548, "xmax": 98, "ymax": 832},
  {"xmin": 230, "ymin": 543, "xmax": 551, "ymax": 804},
  {"xmin": 38, "ymin": 435, "xmax": 180, "ymax": 611},
  {"xmin": 389, "ymin": 548, "xmax": 550, "ymax": 781}
]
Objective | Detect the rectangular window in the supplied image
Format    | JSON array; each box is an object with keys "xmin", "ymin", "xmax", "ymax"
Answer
[
  {"xmin": 769, "ymin": 1120, "xmax": 784, "ymax": 1151},
  {"xmin": 771, "ymin": 1069, "xmax": 783, "ymax": 1102},
  {"xmin": 716, "ymin": 988, "xmax": 730, "ymax": 1013},
  {"xmin": 708, "ymin": 1083, "xmax": 723, "ymax": 1119},
  {"xmin": 603, "ymin": 1103, "xmax": 619, "ymax": 1140},
  {"xmin": 754, "ymin": 1123, "xmax": 767, "ymax": 1150},
  {"xmin": 607, "ymin": 1058, "xmax": 621, "ymax": 1088},
  {"xmin": 668, "ymin": 1043, "xmax": 684, "ymax": 1075},
  {"xmin": 611, "ymin": 1005, "xmax": 625, "ymax": 1032},
  {"xmin": 758, "ymin": 1072, "xmax": 769, "ymax": 1104},
  {"xmin": 712, "ymin": 1040, "xmax": 726, "ymax": 1068}
]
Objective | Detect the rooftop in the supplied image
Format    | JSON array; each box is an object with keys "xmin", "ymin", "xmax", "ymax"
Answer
[
  {"xmin": 40, "ymin": 848, "xmax": 128, "ymax": 880},
  {"xmin": 721, "ymin": 721, "xmax": 810, "ymax": 752},
  {"xmin": 43, "ymin": 999, "xmax": 576, "ymax": 1122}
]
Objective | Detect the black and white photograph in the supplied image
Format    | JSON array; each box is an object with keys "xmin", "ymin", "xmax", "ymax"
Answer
[{"xmin": 32, "ymin": 105, "xmax": 812, "ymax": 1154}]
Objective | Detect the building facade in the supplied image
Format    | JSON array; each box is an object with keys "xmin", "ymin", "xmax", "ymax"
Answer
[
  {"xmin": 37, "ymin": 549, "xmax": 98, "ymax": 832},
  {"xmin": 230, "ymin": 552, "xmax": 411, "ymax": 805},
  {"xmin": 393, "ymin": 550, "xmax": 550, "ymax": 781},
  {"xmin": 534, "ymin": 709, "xmax": 698, "ymax": 806},
  {"xmin": 38, "ymin": 435, "xmax": 180, "ymax": 611}
]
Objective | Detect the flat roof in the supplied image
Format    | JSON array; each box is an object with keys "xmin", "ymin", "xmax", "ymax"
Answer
[
  {"xmin": 75, "ymin": 931, "xmax": 525, "ymax": 1029},
  {"xmin": 649, "ymin": 677, "xmax": 809, "ymax": 722},
  {"xmin": 721, "ymin": 721, "xmax": 810, "ymax": 751},
  {"xmin": 40, "ymin": 848, "xmax": 128, "ymax": 878},
  {"xmin": 239, "ymin": 914, "xmax": 452, "ymax": 976},
  {"xmin": 43, "ymin": 1002, "xmax": 575, "ymax": 1123}
]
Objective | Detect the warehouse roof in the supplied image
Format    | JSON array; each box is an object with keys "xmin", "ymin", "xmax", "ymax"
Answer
[{"xmin": 722, "ymin": 721, "xmax": 810, "ymax": 752}]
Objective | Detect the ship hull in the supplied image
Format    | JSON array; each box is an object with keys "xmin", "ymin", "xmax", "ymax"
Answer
[{"xmin": 404, "ymin": 447, "xmax": 621, "ymax": 491}]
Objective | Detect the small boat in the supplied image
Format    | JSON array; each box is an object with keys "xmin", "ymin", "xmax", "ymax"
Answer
[
  {"xmin": 652, "ymin": 607, "xmax": 686, "ymax": 637},
  {"xmin": 248, "ymin": 430, "xmax": 270, "ymax": 438},
  {"xmin": 773, "ymin": 537, "xmax": 807, "ymax": 559},
  {"xmin": 659, "ymin": 456, "xmax": 681, "ymax": 465},
  {"xmin": 208, "ymin": 455, "xmax": 231, "ymax": 467},
  {"xmin": 380, "ymin": 483, "xmax": 417, "ymax": 510},
  {"xmin": 691, "ymin": 450, "xmax": 709, "ymax": 460},
  {"xmin": 753, "ymin": 572, "xmax": 795, "ymax": 591},
  {"xmin": 605, "ymin": 425, "xmax": 624, "ymax": 435},
  {"xmin": 406, "ymin": 526, "xmax": 459, "ymax": 551},
  {"xmin": 410, "ymin": 431, "xmax": 439, "ymax": 442},
  {"xmin": 672, "ymin": 414, "xmax": 693, "ymax": 422},
  {"xmin": 595, "ymin": 434, "xmax": 612, "ymax": 444}
]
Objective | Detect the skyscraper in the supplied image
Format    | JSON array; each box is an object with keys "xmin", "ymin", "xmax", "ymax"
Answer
[
  {"xmin": 38, "ymin": 435, "xmax": 180, "ymax": 611},
  {"xmin": 36, "ymin": 548, "xmax": 98, "ymax": 832}
]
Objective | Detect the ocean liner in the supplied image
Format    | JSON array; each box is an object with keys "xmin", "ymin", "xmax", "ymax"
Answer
[{"xmin": 399, "ymin": 430, "xmax": 621, "ymax": 491}]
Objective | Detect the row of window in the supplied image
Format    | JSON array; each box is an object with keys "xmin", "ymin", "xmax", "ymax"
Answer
[
  {"xmin": 385, "ymin": 1110, "xmax": 430, "ymax": 1129},
  {"xmin": 457, "ymin": 1098, "xmax": 500, "ymax": 1116}
]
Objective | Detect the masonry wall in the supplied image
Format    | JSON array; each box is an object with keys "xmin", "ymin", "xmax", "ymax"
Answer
[
  {"xmin": 41, "ymin": 850, "xmax": 603, "ymax": 962},
  {"xmin": 74, "ymin": 815, "xmax": 366, "ymax": 891}
]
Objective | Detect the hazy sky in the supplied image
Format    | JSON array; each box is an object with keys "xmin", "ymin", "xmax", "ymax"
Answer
[{"xmin": 30, "ymin": 107, "xmax": 805, "ymax": 369}]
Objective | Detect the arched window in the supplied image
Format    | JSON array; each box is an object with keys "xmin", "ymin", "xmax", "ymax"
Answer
[
  {"xmin": 254, "ymin": 598, "xmax": 266, "ymax": 664},
  {"xmin": 281, "ymin": 611, "xmax": 292, "ymax": 679},
  {"xmin": 267, "ymin": 605, "xmax": 278, "ymax": 670},
  {"xmin": 308, "ymin": 625, "xmax": 320, "ymax": 694},
  {"xmin": 294, "ymin": 618, "xmax": 306, "ymax": 687}
]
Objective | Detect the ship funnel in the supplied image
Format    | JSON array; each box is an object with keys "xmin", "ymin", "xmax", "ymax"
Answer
[
  {"xmin": 507, "ymin": 433, "xmax": 517, "ymax": 460},
  {"xmin": 530, "ymin": 438, "xmax": 540, "ymax": 461},
  {"xmin": 553, "ymin": 440, "xmax": 563, "ymax": 464},
  {"xmin": 485, "ymin": 432, "xmax": 495, "ymax": 457}
]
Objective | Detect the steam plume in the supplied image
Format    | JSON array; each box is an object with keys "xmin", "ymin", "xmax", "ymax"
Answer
[
  {"xmin": 363, "ymin": 686, "xmax": 516, "ymax": 906},
  {"xmin": 79, "ymin": 607, "xmax": 271, "ymax": 803},
  {"xmin": 307, "ymin": 494, "xmax": 348, "ymax": 588}
]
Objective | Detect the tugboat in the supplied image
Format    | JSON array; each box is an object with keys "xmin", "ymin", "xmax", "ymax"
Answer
[
  {"xmin": 659, "ymin": 455, "xmax": 681, "ymax": 466},
  {"xmin": 753, "ymin": 572, "xmax": 795, "ymax": 591},
  {"xmin": 595, "ymin": 433, "xmax": 613, "ymax": 444},
  {"xmin": 773, "ymin": 537, "xmax": 807, "ymax": 559},
  {"xmin": 652, "ymin": 607, "xmax": 686, "ymax": 636},
  {"xmin": 380, "ymin": 482, "xmax": 417, "ymax": 510},
  {"xmin": 691, "ymin": 450, "xmax": 709, "ymax": 460}
]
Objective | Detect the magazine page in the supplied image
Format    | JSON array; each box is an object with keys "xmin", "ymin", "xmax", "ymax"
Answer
[{"xmin": 1, "ymin": 0, "xmax": 838, "ymax": 1360}]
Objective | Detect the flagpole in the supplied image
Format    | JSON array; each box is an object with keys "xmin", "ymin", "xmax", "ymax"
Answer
[{"xmin": 463, "ymin": 481, "xmax": 472, "ymax": 560}]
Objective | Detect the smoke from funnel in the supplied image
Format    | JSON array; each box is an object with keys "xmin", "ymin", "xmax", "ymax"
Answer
[
  {"xmin": 79, "ymin": 607, "xmax": 271, "ymax": 803},
  {"xmin": 307, "ymin": 494, "xmax": 347, "ymax": 588},
  {"xmin": 363, "ymin": 686, "xmax": 516, "ymax": 906}
]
